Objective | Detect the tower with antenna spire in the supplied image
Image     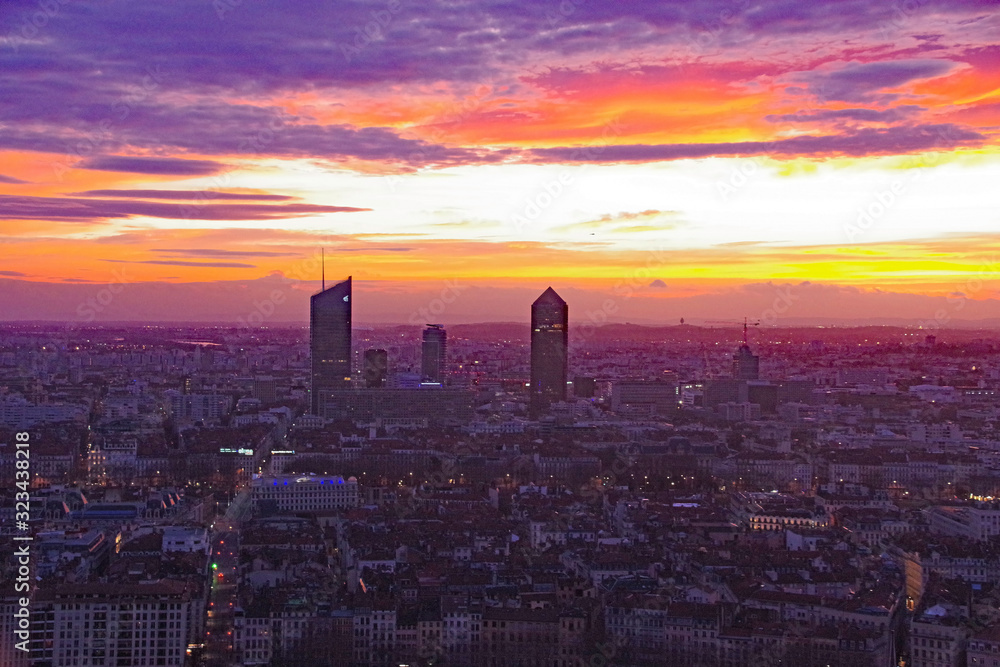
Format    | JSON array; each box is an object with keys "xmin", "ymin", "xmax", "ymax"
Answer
[
  {"xmin": 310, "ymin": 266, "xmax": 352, "ymax": 415},
  {"xmin": 704, "ymin": 317, "xmax": 762, "ymax": 380},
  {"xmin": 732, "ymin": 342, "xmax": 760, "ymax": 381}
]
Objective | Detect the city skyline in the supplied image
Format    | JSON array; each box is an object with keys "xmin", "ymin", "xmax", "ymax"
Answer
[
  {"xmin": 1, "ymin": 1, "xmax": 999, "ymax": 325},
  {"xmin": 5, "ymin": 315, "xmax": 1000, "ymax": 665},
  {"xmin": 6, "ymin": 1, "xmax": 1000, "ymax": 664},
  {"xmin": 9, "ymin": 273, "xmax": 1000, "ymax": 327}
]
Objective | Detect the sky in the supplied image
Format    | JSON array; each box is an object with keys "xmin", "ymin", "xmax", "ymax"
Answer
[{"xmin": 1, "ymin": 0, "xmax": 999, "ymax": 325}]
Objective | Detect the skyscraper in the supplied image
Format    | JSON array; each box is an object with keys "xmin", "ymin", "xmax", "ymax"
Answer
[
  {"xmin": 732, "ymin": 344, "xmax": 760, "ymax": 380},
  {"xmin": 363, "ymin": 349, "xmax": 388, "ymax": 388},
  {"xmin": 310, "ymin": 276, "xmax": 352, "ymax": 414},
  {"xmin": 530, "ymin": 287, "xmax": 568, "ymax": 416},
  {"xmin": 421, "ymin": 324, "xmax": 447, "ymax": 383}
]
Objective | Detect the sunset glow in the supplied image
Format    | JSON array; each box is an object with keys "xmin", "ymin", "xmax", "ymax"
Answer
[{"xmin": 1, "ymin": 0, "xmax": 999, "ymax": 323}]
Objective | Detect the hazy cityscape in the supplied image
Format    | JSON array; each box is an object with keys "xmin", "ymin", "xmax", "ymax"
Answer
[
  {"xmin": 4, "ymin": 0, "xmax": 1000, "ymax": 665},
  {"xmin": 4, "ymin": 279, "xmax": 1000, "ymax": 665}
]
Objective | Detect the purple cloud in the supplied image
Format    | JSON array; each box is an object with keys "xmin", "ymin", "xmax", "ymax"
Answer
[
  {"xmin": 0, "ymin": 270, "xmax": 27, "ymax": 277},
  {"xmin": 0, "ymin": 174, "xmax": 28, "ymax": 184},
  {"xmin": 338, "ymin": 247, "xmax": 413, "ymax": 252},
  {"xmin": 766, "ymin": 105, "xmax": 925, "ymax": 124},
  {"xmin": 0, "ymin": 0, "xmax": 993, "ymax": 173},
  {"xmin": 77, "ymin": 156, "xmax": 228, "ymax": 175},
  {"xmin": 0, "ymin": 103, "xmax": 512, "ymax": 168},
  {"xmin": 795, "ymin": 60, "xmax": 959, "ymax": 103},
  {"xmin": 0, "ymin": 0, "xmax": 988, "ymax": 104},
  {"xmin": 72, "ymin": 190, "xmax": 294, "ymax": 201},
  {"xmin": 0, "ymin": 194, "xmax": 371, "ymax": 222},
  {"xmin": 152, "ymin": 249, "xmax": 302, "ymax": 258},
  {"xmin": 103, "ymin": 259, "xmax": 256, "ymax": 269}
]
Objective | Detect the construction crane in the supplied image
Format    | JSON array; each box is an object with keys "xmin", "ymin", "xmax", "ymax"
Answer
[{"xmin": 703, "ymin": 317, "xmax": 760, "ymax": 345}]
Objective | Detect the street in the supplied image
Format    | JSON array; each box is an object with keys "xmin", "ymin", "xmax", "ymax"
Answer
[{"xmin": 201, "ymin": 487, "xmax": 251, "ymax": 666}]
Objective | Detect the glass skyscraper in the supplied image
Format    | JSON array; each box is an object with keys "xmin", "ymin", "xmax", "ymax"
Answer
[
  {"xmin": 421, "ymin": 324, "xmax": 447, "ymax": 383},
  {"xmin": 310, "ymin": 276, "xmax": 352, "ymax": 414},
  {"xmin": 530, "ymin": 287, "xmax": 568, "ymax": 416}
]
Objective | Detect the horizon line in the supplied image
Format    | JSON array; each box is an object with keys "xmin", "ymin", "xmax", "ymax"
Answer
[{"xmin": 0, "ymin": 319, "xmax": 989, "ymax": 330}]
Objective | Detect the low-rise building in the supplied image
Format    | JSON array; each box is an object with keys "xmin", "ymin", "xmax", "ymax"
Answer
[{"xmin": 251, "ymin": 474, "xmax": 360, "ymax": 514}]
